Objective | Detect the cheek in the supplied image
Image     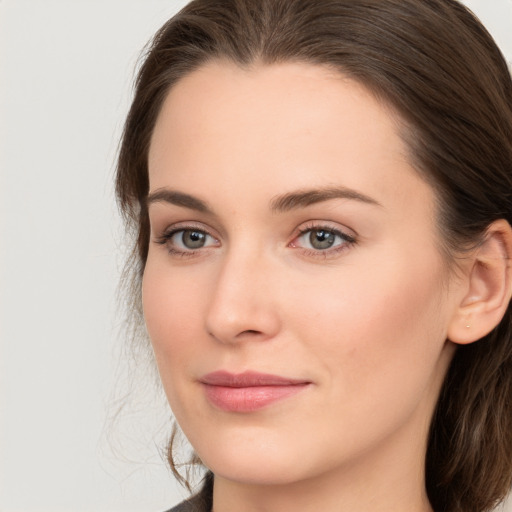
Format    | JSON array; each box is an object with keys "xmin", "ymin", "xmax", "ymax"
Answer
[
  {"xmin": 288, "ymin": 248, "xmax": 448, "ymax": 407},
  {"xmin": 142, "ymin": 259, "xmax": 206, "ymax": 378},
  {"xmin": 141, "ymin": 261, "xmax": 213, "ymax": 434}
]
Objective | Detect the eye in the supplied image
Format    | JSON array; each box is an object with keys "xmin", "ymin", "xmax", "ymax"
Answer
[
  {"xmin": 174, "ymin": 229, "xmax": 211, "ymax": 249},
  {"xmin": 304, "ymin": 229, "xmax": 338, "ymax": 250},
  {"xmin": 290, "ymin": 225, "xmax": 356, "ymax": 254},
  {"xmin": 155, "ymin": 227, "xmax": 219, "ymax": 255}
]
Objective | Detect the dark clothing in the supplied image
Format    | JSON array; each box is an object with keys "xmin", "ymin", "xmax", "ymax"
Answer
[{"xmin": 166, "ymin": 474, "xmax": 213, "ymax": 512}]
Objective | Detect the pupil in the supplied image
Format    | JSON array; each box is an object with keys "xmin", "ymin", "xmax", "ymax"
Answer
[
  {"xmin": 310, "ymin": 230, "xmax": 335, "ymax": 250},
  {"xmin": 183, "ymin": 230, "xmax": 206, "ymax": 249}
]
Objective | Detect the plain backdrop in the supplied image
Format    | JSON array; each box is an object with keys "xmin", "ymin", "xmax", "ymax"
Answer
[{"xmin": 1, "ymin": 1, "xmax": 511, "ymax": 511}]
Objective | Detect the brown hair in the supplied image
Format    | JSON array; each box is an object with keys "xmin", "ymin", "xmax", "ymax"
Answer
[{"xmin": 115, "ymin": 1, "xmax": 512, "ymax": 510}]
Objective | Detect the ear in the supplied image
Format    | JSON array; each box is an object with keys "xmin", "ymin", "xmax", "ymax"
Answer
[{"xmin": 448, "ymin": 219, "xmax": 512, "ymax": 345}]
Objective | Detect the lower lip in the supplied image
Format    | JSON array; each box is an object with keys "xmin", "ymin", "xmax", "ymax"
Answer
[{"xmin": 203, "ymin": 384, "xmax": 309, "ymax": 412}]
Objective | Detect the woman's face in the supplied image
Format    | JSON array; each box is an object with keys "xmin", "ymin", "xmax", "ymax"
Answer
[{"xmin": 144, "ymin": 61, "xmax": 462, "ymax": 487}]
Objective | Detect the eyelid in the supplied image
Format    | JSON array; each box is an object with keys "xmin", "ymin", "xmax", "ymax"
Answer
[
  {"xmin": 155, "ymin": 220, "xmax": 218, "ymax": 239},
  {"xmin": 292, "ymin": 220, "xmax": 357, "ymax": 240}
]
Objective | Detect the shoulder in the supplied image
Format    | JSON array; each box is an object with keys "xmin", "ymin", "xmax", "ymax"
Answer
[
  {"xmin": 164, "ymin": 493, "xmax": 209, "ymax": 512},
  {"xmin": 164, "ymin": 473, "xmax": 213, "ymax": 512},
  {"xmin": 165, "ymin": 497, "xmax": 202, "ymax": 512}
]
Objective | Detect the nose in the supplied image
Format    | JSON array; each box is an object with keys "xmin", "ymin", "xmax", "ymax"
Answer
[{"xmin": 204, "ymin": 249, "xmax": 281, "ymax": 344}]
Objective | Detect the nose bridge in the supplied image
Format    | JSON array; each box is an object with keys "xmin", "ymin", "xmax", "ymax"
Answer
[{"xmin": 205, "ymin": 242, "xmax": 280, "ymax": 343}]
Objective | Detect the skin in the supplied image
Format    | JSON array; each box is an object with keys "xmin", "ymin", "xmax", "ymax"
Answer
[{"xmin": 143, "ymin": 61, "xmax": 473, "ymax": 512}]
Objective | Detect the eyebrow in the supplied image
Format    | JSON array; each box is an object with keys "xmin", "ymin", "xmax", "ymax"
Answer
[
  {"xmin": 270, "ymin": 186, "xmax": 382, "ymax": 212},
  {"xmin": 146, "ymin": 188, "xmax": 213, "ymax": 213},
  {"xmin": 146, "ymin": 185, "xmax": 382, "ymax": 214}
]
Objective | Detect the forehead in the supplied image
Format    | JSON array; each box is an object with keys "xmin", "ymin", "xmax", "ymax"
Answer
[
  {"xmin": 148, "ymin": 60, "xmax": 431, "ymax": 219},
  {"xmin": 149, "ymin": 60, "xmax": 405, "ymax": 165}
]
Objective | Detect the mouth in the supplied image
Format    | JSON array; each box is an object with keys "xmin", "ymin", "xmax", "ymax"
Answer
[{"xmin": 199, "ymin": 370, "xmax": 311, "ymax": 412}]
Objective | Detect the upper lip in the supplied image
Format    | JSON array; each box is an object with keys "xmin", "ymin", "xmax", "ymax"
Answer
[{"xmin": 200, "ymin": 370, "xmax": 310, "ymax": 387}]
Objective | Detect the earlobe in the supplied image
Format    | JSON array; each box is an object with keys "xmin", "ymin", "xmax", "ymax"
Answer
[{"xmin": 448, "ymin": 219, "xmax": 512, "ymax": 345}]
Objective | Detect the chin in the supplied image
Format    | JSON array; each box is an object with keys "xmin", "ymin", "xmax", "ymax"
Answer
[
  {"xmin": 200, "ymin": 435, "xmax": 348, "ymax": 489},
  {"xmin": 192, "ymin": 432, "xmax": 308, "ymax": 486}
]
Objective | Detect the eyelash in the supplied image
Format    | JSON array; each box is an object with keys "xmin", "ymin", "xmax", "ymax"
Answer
[{"xmin": 154, "ymin": 222, "xmax": 357, "ymax": 259}]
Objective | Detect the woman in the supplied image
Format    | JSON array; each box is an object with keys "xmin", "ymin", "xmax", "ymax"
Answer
[{"xmin": 115, "ymin": 0, "xmax": 512, "ymax": 511}]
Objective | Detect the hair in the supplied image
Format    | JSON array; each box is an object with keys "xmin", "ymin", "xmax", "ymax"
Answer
[{"xmin": 115, "ymin": 1, "xmax": 512, "ymax": 511}]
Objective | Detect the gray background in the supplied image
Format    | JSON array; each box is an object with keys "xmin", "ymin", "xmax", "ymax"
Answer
[{"xmin": 1, "ymin": 1, "xmax": 511, "ymax": 510}]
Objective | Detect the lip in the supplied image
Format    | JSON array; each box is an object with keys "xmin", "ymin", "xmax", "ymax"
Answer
[{"xmin": 200, "ymin": 370, "xmax": 311, "ymax": 412}]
